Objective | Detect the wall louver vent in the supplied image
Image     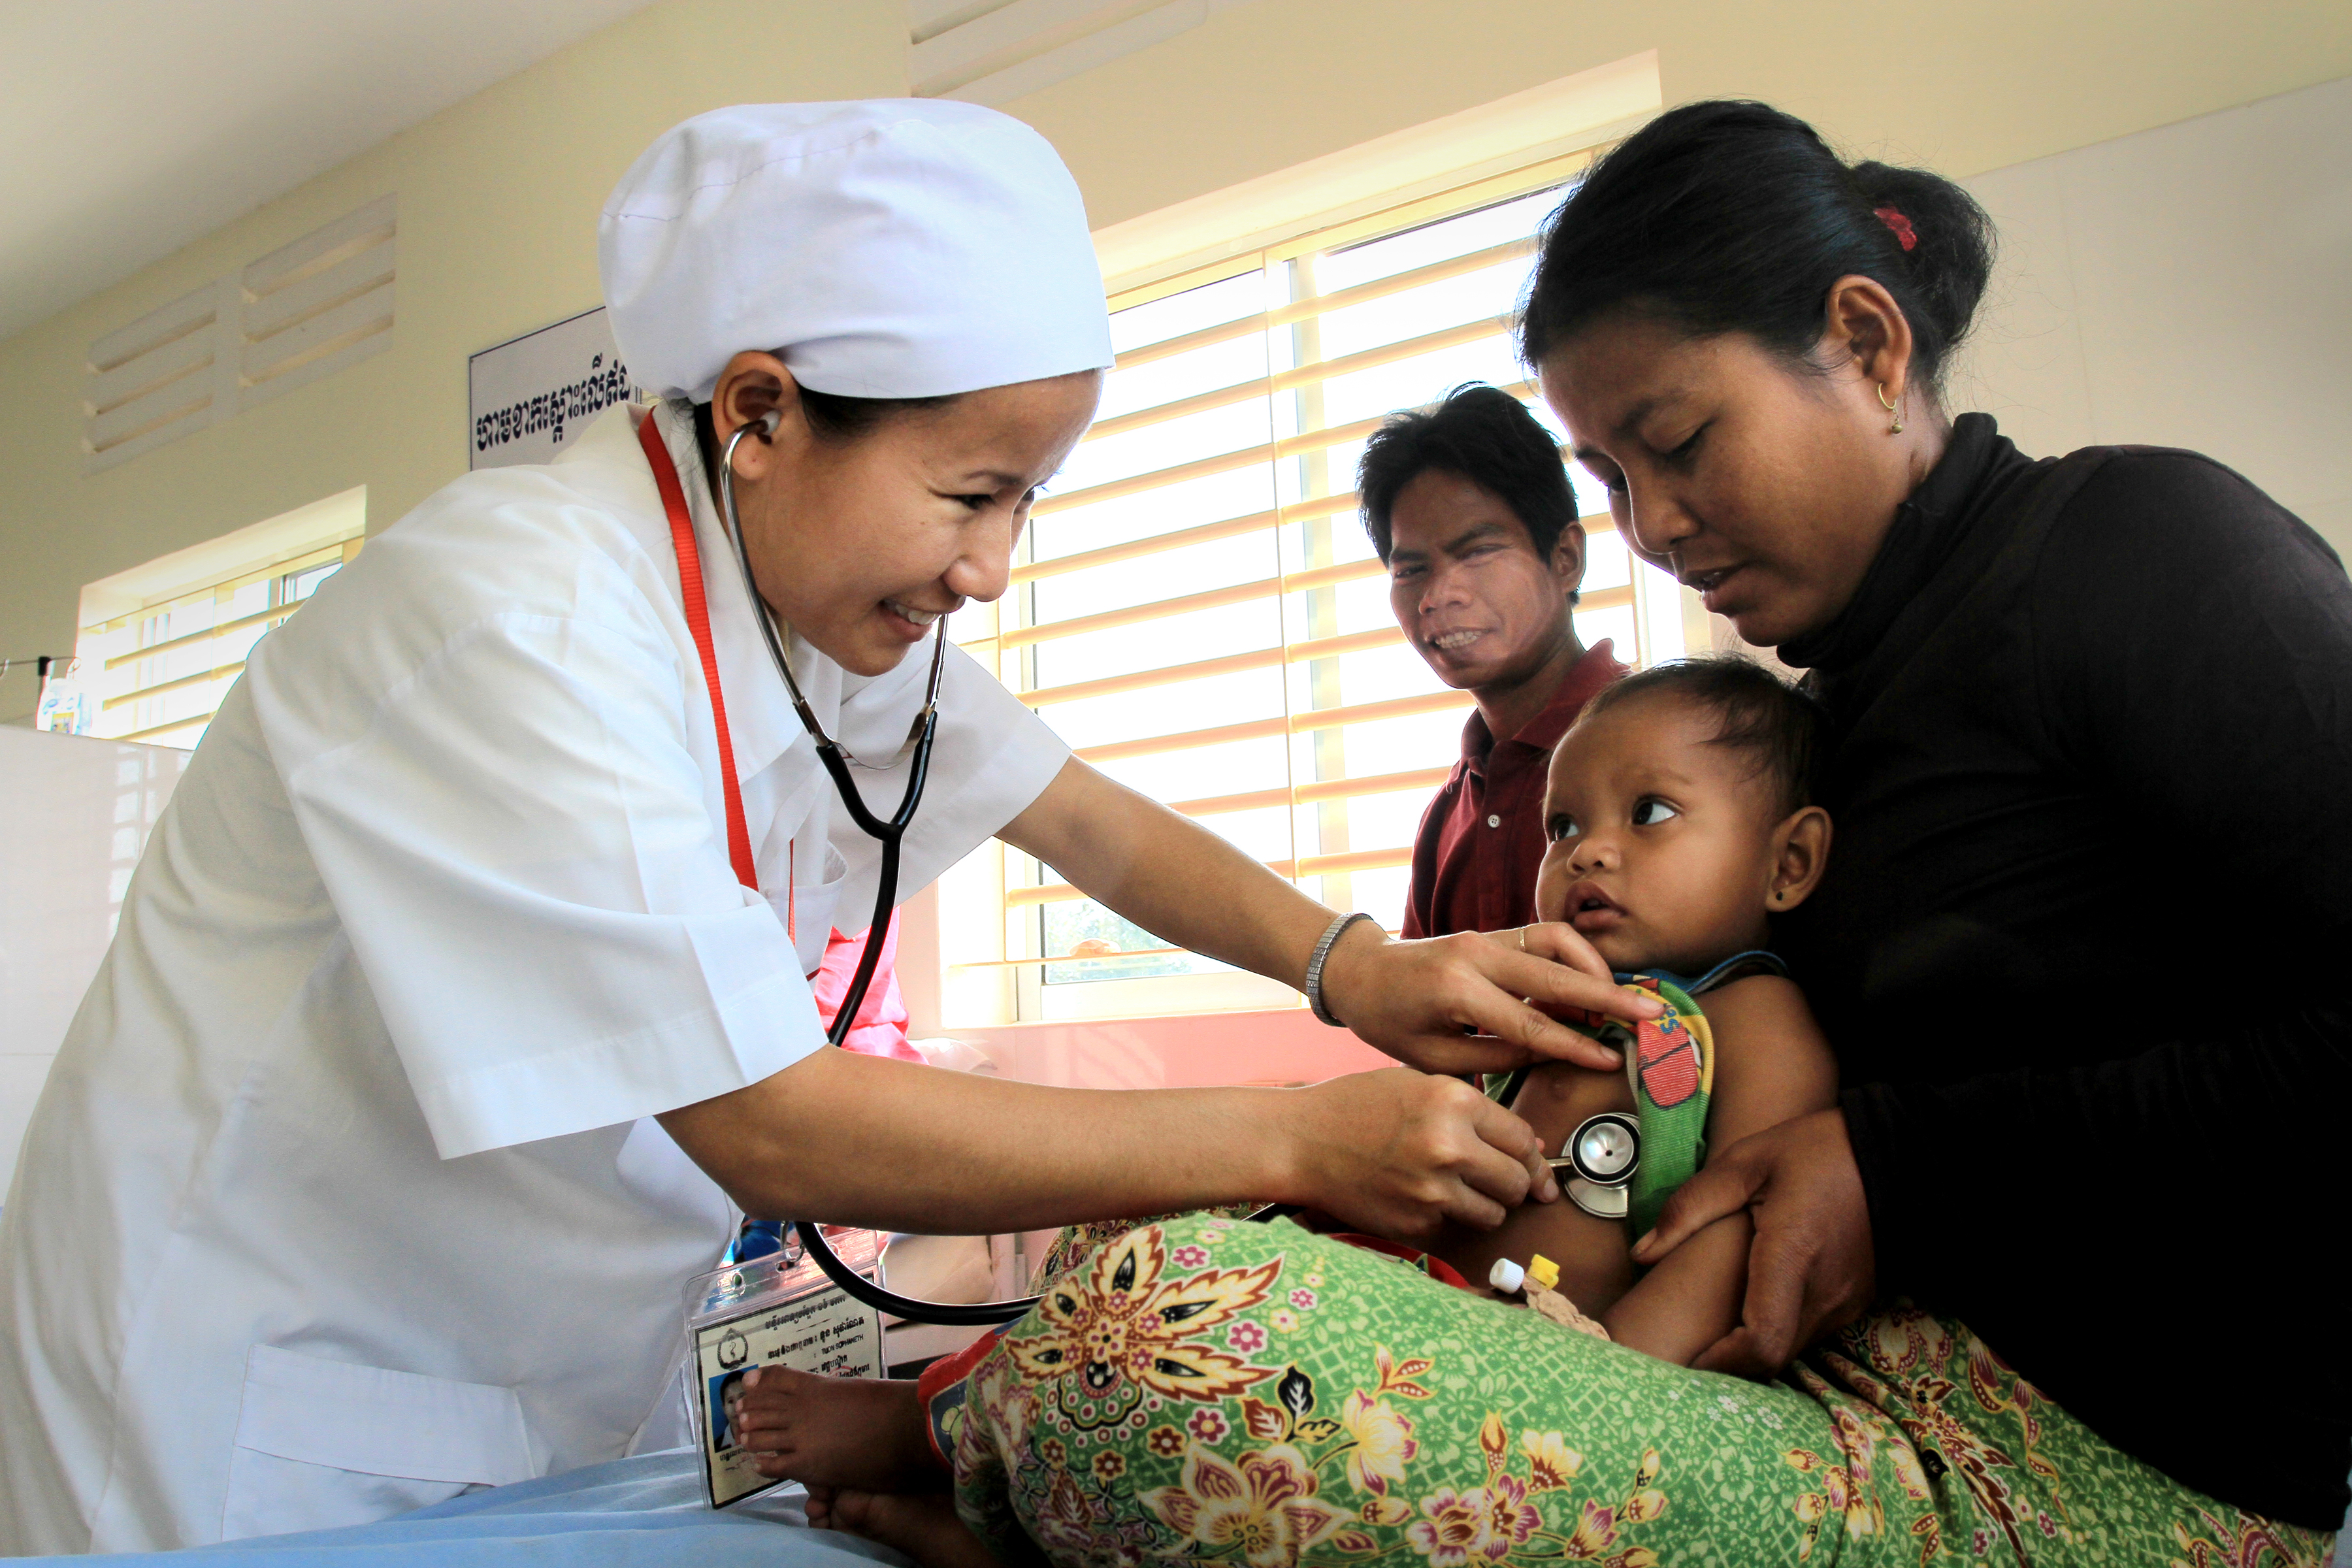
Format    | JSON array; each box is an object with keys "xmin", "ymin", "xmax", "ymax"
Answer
[
  {"xmin": 910, "ymin": 0, "xmax": 1258, "ymax": 106},
  {"xmin": 84, "ymin": 196, "xmax": 396, "ymax": 474}
]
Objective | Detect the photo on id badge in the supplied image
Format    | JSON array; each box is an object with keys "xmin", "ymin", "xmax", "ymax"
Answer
[
  {"xmin": 689, "ymin": 1239, "xmax": 887, "ymax": 1507},
  {"xmin": 709, "ymin": 1367, "xmax": 751, "ymax": 1452}
]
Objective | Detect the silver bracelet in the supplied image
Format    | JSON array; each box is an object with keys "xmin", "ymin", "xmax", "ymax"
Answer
[{"xmin": 1305, "ymin": 911, "xmax": 1375, "ymax": 1027}]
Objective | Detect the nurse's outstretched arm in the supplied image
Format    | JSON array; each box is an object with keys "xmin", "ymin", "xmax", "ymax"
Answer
[
  {"xmin": 999, "ymin": 759, "xmax": 1659, "ymax": 1077},
  {"xmin": 659, "ymin": 1049, "xmax": 1552, "ymax": 1242}
]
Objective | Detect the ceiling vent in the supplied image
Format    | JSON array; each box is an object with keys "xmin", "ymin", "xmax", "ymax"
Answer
[
  {"xmin": 911, "ymin": 0, "xmax": 1258, "ymax": 106},
  {"xmin": 84, "ymin": 196, "xmax": 396, "ymax": 474}
]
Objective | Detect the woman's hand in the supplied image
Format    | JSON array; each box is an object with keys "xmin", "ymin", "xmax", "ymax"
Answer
[
  {"xmin": 1283, "ymin": 1069, "xmax": 1560, "ymax": 1242},
  {"xmin": 1000, "ymin": 764, "xmax": 1656, "ymax": 1075},
  {"xmin": 1628, "ymin": 1107, "xmax": 1876, "ymax": 1376},
  {"xmin": 1316, "ymin": 921, "xmax": 1660, "ymax": 1075}
]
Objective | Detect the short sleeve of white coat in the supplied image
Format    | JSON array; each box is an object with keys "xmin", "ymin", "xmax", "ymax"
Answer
[
  {"xmin": 794, "ymin": 638, "xmax": 1070, "ymax": 947},
  {"xmin": 248, "ymin": 477, "xmax": 824, "ymax": 1161}
]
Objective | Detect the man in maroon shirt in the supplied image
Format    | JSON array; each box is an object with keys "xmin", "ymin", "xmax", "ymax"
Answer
[{"xmin": 1360, "ymin": 385, "xmax": 1626, "ymax": 938}]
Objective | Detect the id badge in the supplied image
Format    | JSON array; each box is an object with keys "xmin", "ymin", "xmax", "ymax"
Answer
[{"xmin": 684, "ymin": 1229, "xmax": 889, "ymax": 1507}]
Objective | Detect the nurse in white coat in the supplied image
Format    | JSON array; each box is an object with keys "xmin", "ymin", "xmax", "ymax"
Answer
[{"xmin": 0, "ymin": 102, "xmax": 1650, "ymax": 1554}]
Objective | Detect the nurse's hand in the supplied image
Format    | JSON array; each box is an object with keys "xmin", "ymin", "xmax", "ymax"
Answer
[
  {"xmin": 1288, "ymin": 1068, "xmax": 1558, "ymax": 1241},
  {"xmin": 1316, "ymin": 922, "xmax": 1661, "ymax": 1076}
]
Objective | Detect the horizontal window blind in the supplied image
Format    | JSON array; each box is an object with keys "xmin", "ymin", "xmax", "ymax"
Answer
[
  {"xmin": 945, "ymin": 150, "xmax": 1682, "ymax": 1013},
  {"xmin": 78, "ymin": 537, "xmax": 361, "ymax": 747}
]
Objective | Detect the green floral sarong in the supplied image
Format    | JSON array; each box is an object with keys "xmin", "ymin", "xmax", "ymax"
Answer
[{"xmin": 923, "ymin": 1214, "xmax": 2332, "ymax": 1567}]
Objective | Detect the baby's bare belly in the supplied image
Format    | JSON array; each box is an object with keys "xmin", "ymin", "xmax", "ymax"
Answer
[{"xmin": 1433, "ymin": 1062, "xmax": 1639, "ymax": 1315}]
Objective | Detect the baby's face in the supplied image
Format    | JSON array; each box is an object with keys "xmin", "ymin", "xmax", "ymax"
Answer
[{"xmin": 1533, "ymin": 690, "xmax": 1786, "ymax": 975}]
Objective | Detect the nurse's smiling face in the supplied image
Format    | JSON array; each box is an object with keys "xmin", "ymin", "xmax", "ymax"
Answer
[{"xmin": 710, "ymin": 353, "xmax": 1103, "ymax": 676}]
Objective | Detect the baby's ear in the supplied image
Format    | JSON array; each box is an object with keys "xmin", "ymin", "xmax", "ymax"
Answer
[{"xmin": 1765, "ymin": 806, "xmax": 1833, "ymax": 913}]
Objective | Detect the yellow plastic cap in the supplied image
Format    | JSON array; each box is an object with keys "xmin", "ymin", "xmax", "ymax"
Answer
[{"xmin": 1527, "ymin": 1254, "xmax": 1560, "ymax": 1292}]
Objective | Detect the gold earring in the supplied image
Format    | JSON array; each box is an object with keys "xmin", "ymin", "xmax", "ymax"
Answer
[{"xmin": 1877, "ymin": 382, "xmax": 1904, "ymax": 434}]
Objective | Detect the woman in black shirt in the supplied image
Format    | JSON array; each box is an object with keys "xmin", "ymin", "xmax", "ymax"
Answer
[{"xmin": 1528, "ymin": 99, "xmax": 2351, "ymax": 1527}]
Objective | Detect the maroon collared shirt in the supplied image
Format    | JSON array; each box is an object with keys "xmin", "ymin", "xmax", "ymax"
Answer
[{"xmin": 1401, "ymin": 641, "xmax": 1627, "ymax": 938}]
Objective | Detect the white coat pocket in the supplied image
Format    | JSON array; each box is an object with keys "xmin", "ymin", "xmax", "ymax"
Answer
[
  {"xmin": 221, "ymin": 1345, "xmax": 538, "ymax": 1541},
  {"xmin": 772, "ymin": 840, "xmax": 849, "ymax": 976}
]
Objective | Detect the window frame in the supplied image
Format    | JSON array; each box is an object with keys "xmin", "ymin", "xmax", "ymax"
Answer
[{"xmin": 939, "ymin": 146, "xmax": 1683, "ymax": 1026}]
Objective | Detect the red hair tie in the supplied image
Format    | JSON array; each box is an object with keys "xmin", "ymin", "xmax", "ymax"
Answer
[{"xmin": 1874, "ymin": 207, "xmax": 1918, "ymax": 252}]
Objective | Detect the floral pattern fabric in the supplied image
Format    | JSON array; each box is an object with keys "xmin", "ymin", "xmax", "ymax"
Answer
[
  {"xmin": 1033, "ymin": 1205, "xmax": 1267, "ymax": 1296},
  {"xmin": 933, "ymin": 1214, "xmax": 2334, "ymax": 1567}
]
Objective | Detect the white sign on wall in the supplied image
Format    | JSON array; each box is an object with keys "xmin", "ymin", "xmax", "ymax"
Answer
[{"xmin": 466, "ymin": 307, "xmax": 648, "ymax": 470}]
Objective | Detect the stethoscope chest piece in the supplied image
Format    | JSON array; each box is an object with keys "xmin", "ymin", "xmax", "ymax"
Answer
[{"xmin": 1554, "ymin": 1111, "xmax": 1640, "ymax": 1220}]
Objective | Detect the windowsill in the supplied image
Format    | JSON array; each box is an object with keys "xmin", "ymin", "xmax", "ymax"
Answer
[{"xmin": 934, "ymin": 1005, "xmax": 1391, "ymax": 1091}]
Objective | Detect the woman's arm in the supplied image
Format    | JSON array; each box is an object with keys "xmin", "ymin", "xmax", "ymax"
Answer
[
  {"xmin": 999, "ymin": 757, "xmax": 1660, "ymax": 1075},
  {"xmin": 659, "ymin": 1048, "xmax": 1554, "ymax": 1242},
  {"xmin": 1849, "ymin": 456, "xmax": 2352, "ymax": 1310}
]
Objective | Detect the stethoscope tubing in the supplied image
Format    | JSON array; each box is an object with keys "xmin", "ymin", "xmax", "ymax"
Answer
[{"xmin": 716, "ymin": 417, "xmax": 1043, "ymax": 1326}]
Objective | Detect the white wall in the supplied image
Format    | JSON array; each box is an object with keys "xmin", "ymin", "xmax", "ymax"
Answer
[
  {"xmin": 1953, "ymin": 74, "xmax": 2352, "ymax": 555},
  {"xmin": 0, "ymin": 728, "xmax": 187, "ymax": 1194}
]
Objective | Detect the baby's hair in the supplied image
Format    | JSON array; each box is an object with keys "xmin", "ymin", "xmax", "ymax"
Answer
[{"xmin": 1581, "ymin": 656, "xmax": 1826, "ymax": 815}]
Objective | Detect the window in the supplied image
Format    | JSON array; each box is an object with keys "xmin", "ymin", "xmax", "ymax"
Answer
[
  {"xmin": 73, "ymin": 489, "xmax": 367, "ymax": 749},
  {"xmin": 941, "ymin": 151, "xmax": 1687, "ymax": 1024}
]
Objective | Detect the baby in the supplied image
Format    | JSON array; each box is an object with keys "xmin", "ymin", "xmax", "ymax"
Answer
[
  {"xmin": 728, "ymin": 657, "xmax": 1839, "ymax": 1562},
  {"xmin": 1428, "ymin": 655, "xmax": 1839, "ymax": 1365}
]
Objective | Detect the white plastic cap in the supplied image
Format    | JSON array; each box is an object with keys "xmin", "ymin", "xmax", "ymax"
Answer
[{"xmin": 1488, "ymin": 1258, "xmax": 1526, "ymax": 1294}]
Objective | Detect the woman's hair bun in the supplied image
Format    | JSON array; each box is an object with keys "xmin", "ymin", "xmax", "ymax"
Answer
[{"xmin": 1520, "ymin": 101, "xmax": 1997, "ymax": 394}]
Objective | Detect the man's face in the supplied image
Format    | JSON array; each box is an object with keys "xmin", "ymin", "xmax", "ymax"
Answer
[{"xmin": 1384, "ymin": 468, "xmax": 1585, "ymax": 693}]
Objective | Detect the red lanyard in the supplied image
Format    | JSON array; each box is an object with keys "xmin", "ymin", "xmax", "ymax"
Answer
[{"xmin": 637, "ymin": 411, "xmax": 793, "ymax": 936}]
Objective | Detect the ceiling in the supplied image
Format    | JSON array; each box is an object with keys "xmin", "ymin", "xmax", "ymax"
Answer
[{"xmin": 0, "ymin": 0, "xmax": 670, "ymax": 345}]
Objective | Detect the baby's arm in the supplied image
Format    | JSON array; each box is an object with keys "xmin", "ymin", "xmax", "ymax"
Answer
[{"xmin": 1600, "ymin": 974, "xmax": 1836, "ymax": 1362}]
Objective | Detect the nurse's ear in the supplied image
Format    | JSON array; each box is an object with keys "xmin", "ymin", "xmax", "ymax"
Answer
[{"xmin": 709, "ymin": 351, "xmax": 802, "ymax": 485}]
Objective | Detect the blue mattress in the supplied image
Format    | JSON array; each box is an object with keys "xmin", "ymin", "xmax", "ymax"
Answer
[
  {"xmin": 29, "ymin": 1447, "xmax": 2347, "ymax": 1564},
  {"xmin": 48, "ymin": 1451, "xmax": 911, "ymax": 1567}
]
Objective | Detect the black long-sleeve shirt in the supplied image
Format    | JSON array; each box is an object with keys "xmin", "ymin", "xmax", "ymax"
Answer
[{"xmin": 1775, "ymin": 414, "xmax": 2352, "ymax": 1529}]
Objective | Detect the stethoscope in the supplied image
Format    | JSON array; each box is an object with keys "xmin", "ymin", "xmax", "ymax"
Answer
[
  {"xmin": 711, "ymin": 411, "xmax": 1305, "ymax": 1326},
  {"xmin": 714, "ymin": 411, "xmax": 1043, "ymax": 1327}
]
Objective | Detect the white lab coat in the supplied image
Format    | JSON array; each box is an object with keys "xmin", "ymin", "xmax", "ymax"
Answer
[{"xmin": 0, "ymin": 404, "xmax": 1068, "ymax": 1554}]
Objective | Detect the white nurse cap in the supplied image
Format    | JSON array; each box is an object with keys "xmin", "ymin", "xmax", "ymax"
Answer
[{"xmin": 599, "ymin": 100, "xmax": 1113, "ymax": 404}]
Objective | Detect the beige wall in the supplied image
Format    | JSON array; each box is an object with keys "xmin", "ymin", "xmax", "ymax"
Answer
[
  {"xmin": 0, "ymin": 0, "xmax": 906, "ymax": 723},
  {"xmin": 7, "ymin": 0, "xmax": 2350, "ymax": 721},
  {"xmin": 1016, "ymin": 0, "xmax": 2352, "ymax": 228}
]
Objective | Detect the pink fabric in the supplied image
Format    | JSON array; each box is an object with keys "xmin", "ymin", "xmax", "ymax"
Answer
[{"xmin": 810, "ymin": 924, "xmax": 919, "ymax": 1060}]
